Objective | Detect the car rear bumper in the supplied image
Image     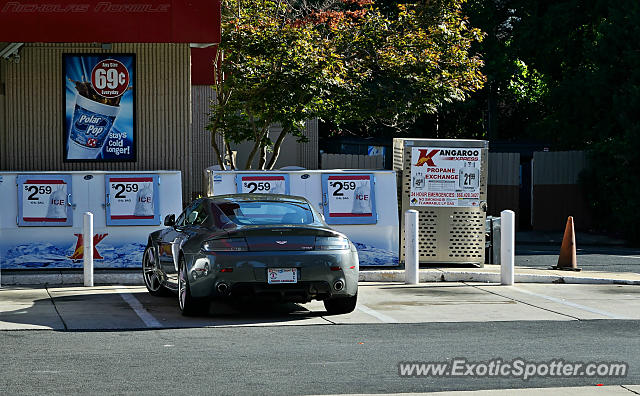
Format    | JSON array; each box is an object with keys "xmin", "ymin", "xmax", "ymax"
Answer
[{"xmin": 185, "ymin": 249, "xmax": 358, "ymax": 301}]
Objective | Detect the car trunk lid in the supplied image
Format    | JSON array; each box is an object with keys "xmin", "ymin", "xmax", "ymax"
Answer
[{"xmin": 228, "ymin": 226, "xmax": 334, "ymax": 251}]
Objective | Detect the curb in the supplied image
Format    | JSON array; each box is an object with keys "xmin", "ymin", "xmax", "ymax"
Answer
[
  {"xmin": 358, "ymin": 270, "xmax": 640, "ymax": 285},
  {"xmin": 2, "ymin": 270, "xmax": 638, "ymax": 286},
  {"xmin": 0, "ymin": 271, "xmax": 143, "ymax": 286}
]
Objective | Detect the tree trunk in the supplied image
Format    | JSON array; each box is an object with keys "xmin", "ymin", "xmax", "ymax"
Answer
[
  {"xmin": 244, "ymin": 113, "xmax": 272, "ymax": 169},
  {"xmin": 258, "ymin": 144, "xmax": 268, "ymax": 170},
  {"xmin": 210, "ymin": 131, "xmax": 225, "ymax": 170},
  {"xmin": 225, "ymin": 140, "xmax": 236, "ymax": 170},
  {"xmin": 266, "ymin": 127, "xmax": 289, "ymax": 170}
]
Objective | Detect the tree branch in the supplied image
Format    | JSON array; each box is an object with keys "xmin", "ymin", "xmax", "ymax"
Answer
[{"xmin": 266, "ymin": 125, "xmax": 290, "ymax": 170}]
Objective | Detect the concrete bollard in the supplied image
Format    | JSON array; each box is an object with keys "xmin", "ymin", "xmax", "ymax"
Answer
[
  {"xmin": 500, "ymin": 210, "xmax": 515, "ymax": 285},
  {"xmin": 405, "ymin": 210, "xmax": 419, "ymax": 285},
  {"xmin": 83, "ymin": 212, "xmax": 94, "ymax": 287}
]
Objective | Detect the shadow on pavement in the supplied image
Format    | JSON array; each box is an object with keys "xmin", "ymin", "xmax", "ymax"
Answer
[{"xmin": 0, "ymin": 287, "xmax": 331, "ymax": 332}]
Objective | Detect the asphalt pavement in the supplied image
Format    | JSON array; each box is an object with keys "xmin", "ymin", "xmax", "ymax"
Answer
[
  {"xmin": 0, "ymin": 317, "xmax": 638, "ymax": 395},
  {"xmin": 515, "ymin": 231, "xmax": 640, "ymax": 273},
  {"xmin": 0, "ymin": 282, "xmax": 639, "ymax": 395},
  {"xmin": 1, "ymin": 230, "xmax": 639, "ymax": 395}
]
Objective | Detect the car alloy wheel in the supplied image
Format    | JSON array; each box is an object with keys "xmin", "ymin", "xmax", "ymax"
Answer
[
  {"xmin": 143, "ymin": 247, "xmax": 167, "ymax": 296},
  {"xmin": 178, "ymin": 256, "xmax": 203, "ymax": 316},
  {"xmin": 178, "ymin": 258, "xmax": 188, "ymax": 312}
]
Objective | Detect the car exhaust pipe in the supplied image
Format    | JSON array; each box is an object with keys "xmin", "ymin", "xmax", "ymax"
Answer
[
  {"xmin": 333, "ymin": 280, "xmax": 344, "ymax": 291},
  {"xmin": 216, "ymin": 282, "xmax": 230, "ymax": 295}
]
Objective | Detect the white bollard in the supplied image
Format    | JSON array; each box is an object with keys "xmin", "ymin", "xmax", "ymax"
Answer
[
  {"xmin": 500, "ymin": 210, "xmax": 515, "ymax": 285},
  {"xmin": 405, "ymin": 210, "xmax": 419, "ymax": 285},
  {"xmin": 83, "ymin": 212, "xmax": 94, "ymax": 287}
]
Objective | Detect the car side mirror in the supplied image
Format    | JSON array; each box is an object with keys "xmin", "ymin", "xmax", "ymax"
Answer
[{"xmin": 164, "ymin": 214, "xmax": 175, "ymax": 227}]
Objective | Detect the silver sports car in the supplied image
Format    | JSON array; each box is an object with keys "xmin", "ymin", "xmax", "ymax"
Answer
[{"xmin": 142, "ymin": 194, "xmax": 359, "ymax": 315}]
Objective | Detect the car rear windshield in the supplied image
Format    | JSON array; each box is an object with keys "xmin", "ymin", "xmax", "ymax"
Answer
[{"xmin": 213, "ymin": 201, "xmax": 315, "ymax": 226}]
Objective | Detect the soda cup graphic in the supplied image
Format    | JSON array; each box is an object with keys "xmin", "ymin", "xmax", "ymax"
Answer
[
  {"xmin": 133, "ymin": 185, "xmax": 154, "ymax": 217},
  {"xmin": 46, "ymin": 187, "xmax": 67, "ymax": 219},
  {"xmin": 67, "ymin": 94, "xmax": 120, "ymax": 159}
]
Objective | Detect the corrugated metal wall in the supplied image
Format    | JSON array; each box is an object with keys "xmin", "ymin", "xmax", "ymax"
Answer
[
  {"xmin": 320, "ymin": 153, "xmax": 384, "ymax": 169},
  {"xmin": 487, "ymin": 152, "xmax": 520, "ymax": 220},
  {"xmin": 299, "ymin": 118, "xmax": 319, "ymax": 169},
  {"xmin": 0, "ymin": 56, "xmax": 6, "ymax": 161},
  {"xmin": 1, "ymin": 42, "xmax": 193, "ymax": 202},
  {"xmin": 532, "ymin": 151, "xmax": 592, "ymax": 230},
  {"xmin": 191, "ymin": 85, "xmax": 221, "ymax": 198},
  {"xmin": 533, "ymin": 151, "xmax": 587, "ymax": 184},
  {"xmin": 488, "ymin": 152, "xmax": 520, "ymax": 185}
]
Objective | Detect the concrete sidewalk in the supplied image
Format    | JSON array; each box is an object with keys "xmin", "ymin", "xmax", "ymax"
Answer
[
  {"xmin": 360, "ymin": 265, "xmax": 640, "ymax": 285},
  {"xmin": 2, "ymin": 282, "xmax": 639, "ymax": 331},
  {"xmin": 2, "ymin": 264, "xmax": 639, "ymax": 286}
]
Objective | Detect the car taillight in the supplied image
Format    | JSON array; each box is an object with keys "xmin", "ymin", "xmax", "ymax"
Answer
[
  {"xmin": 314, "ymin": 236, "xmax": 350, "ymax": 250},
  {"xmin": 202, "ymin": 238, "xmax": 249, "ymax": 252}
]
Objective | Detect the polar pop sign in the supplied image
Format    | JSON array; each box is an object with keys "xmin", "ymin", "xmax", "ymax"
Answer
[
  {"xmin": 410, "ymin": 147, "xmax": 481, "ymax": 207},
  {"xmin": 91, "ymin": 59, "xmax": 130, "ymax": 98}
]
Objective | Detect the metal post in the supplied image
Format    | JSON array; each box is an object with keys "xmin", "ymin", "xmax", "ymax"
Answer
[
  {"xmin": 83, "ymin": 212, "xmax": 94, "ymax": 287},
  {"xmin": 500, "ymin": 210, "xmax": 515, "ymax": 285},
  {"xmin": 405, "ymin": 210, "xmax": 419, "ymax": 285}
]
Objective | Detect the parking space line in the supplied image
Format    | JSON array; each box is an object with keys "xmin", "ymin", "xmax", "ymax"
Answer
[
  {"xmin": 511, "ymin": 287, "xmax": 629, "ymax": 320},
  {"xmin": 117, "ymin": 290, "xmax": 162, "ymax": 328},
  {"xmin": 357, "ymin": 304, "xmax": 399, "ymax": 323}
]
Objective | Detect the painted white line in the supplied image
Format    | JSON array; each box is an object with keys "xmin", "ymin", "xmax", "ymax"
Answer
[
  {"xmin": 511, "ymin": 287, "xmax": 629, "ymax": 320},
  {"xmin": 618, "ymin": 255, "xmax": 640, "ymax": 259},
  {"xmin": 117, "ymin": 291, "xmax": 162, "ymax": 328},
  {"xmin": 357, "ymin": 304, "xmax": 399, "ymax": 323}
]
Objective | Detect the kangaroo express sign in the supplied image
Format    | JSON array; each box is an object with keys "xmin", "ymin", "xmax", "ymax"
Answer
[{"xmin": 409, "ymin": 147, "xmax": 481, "ymax": 207}]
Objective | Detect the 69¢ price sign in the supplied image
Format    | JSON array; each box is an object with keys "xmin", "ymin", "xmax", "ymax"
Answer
[
  {"xmin": 106, "ymin": 175, "xmax": 159, "ymax": 225},
  {"xmin": 323, "ymin": 174, "xmax": 377, "ymax": 224},
  {"xmin": 237, "ymin": 175, "xmax": 289, "ymax": 195},
  {"xmin": 17, "ymin": 175, "xmax": 72, "ymax": 226},
  {"xmin": 91, "ymin": 59, "xmax": 130, "ymax": 98}
]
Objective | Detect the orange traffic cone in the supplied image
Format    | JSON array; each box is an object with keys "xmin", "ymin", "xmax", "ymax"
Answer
[{"xmin": 551, "ymin": 216, "xmax": 581, "ymax": 271}]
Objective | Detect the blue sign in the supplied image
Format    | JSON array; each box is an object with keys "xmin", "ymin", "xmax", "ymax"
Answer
[{"xmin": 63, "ymin": 54, "xmax": 135, "ymax": 161}]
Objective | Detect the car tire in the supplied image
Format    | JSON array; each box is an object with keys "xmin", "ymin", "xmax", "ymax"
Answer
[
  {"xmin": 142, "ymin": 246, "xmax": 170, "ymax": 296},
  {"xmin": 178, "ymin": 256, "xmax": 206, "ymax": 316},
  {"xmin": 324, "ymin": 293, "xmax": 357, "ymax": 315}
]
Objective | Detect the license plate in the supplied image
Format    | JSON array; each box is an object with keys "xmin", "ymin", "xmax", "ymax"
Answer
[{"xmin": 267, "ymin": 268, "xmax": 297, "ymax": 284}]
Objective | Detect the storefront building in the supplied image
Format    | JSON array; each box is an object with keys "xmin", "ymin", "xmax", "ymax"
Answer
[{"xmin": 1, "ymin": 1, "xmax": 222, "ymax": 201}]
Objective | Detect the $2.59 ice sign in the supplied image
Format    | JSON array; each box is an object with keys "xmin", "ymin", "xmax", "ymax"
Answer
[
  {"xmin": 321, "ymin": 174, "xmax": 377, "ymax": 225},
  {"xmin": 105, "ymin": 174, "xmax": 160, "ymax": 226},
  {"xmin": 17, "ymin": 175, "xmax": 73, "ymax": 226},
  {"xmin": 236, "ymin": 174, "xmax": 290, "ymax": 195},
  {"xmin": 91, "ymin": 59, "xmax": 130, "ymax": 98}
]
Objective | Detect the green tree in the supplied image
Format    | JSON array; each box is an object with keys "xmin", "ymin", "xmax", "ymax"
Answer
[
  {"xmin": 208, "ymin": 0, "xmax": 487, "ymax": 168},
  {"xmin": 320, "ymin": 0, "xmax": 486, "ymax": 134},
  {"xmin": 208, "ymin": 0, "xmax": 341, "ymax": 170}
]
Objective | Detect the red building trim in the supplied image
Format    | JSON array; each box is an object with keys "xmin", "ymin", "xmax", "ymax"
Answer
[{"xmin": 0, "ymin": 0, "xmax": 220, "ymax": 43}]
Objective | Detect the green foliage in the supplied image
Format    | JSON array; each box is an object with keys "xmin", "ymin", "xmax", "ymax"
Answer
[
  {"xmin": 323, "ymin": 0, "xmax": 486, "ymax": 133},
  {"xmin": 581, "ymin": 132, "xmax": 640, "ymax": 242},
  {"xmin": 208, "ymin": 0, "xmax": 335, "ymax": 169},
  {"xmin": 510, "ymin": 0, "xmax": 640, "ymax": 242},
  {"xmin": 508, "ymin": 60, "xmax": 548, "ymax": 104},
  {"xmin": 207, "ymin": 0, "xmax": 487, "ymax": 166}
]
